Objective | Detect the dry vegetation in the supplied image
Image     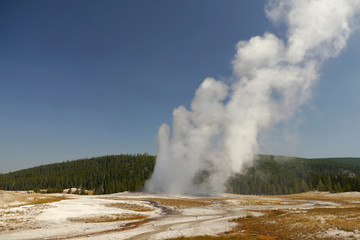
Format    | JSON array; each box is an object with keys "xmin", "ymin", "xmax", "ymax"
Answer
[
  {"xmin": 0, "ymin": 190, "xmax": 67, "ymax": 233},
  {"xmin": 106, "ymin": 202, "xmax": 153, "ymax": 211},
  {"xmin": 0, "ymin": 207, "xmax": 43, "ymax": 232},
  {"xmin": 227, "ymin": 206, "xmax": 360, "ymax": 240},
  {"xmin": 169, "ymin": 192, "xmax": 360, "ymax": 240},
  {"xmin": 2, "ymin": 191, "xmax": 360, "ymax": 239},
  {"xmin": 68, "ymin": 213, "xmax": 147, "ymax": 223},
  {"xmin": 235, "ymin": 198, "xmax": 298, "ymax": 206},
  {"xmin": 145, "ymin": 198, "xmax": 213, "ymax": 209},
  {"xmin": 280, "ymin": 192, "xmax": 360, "ymax": 203},
  {"xmin": 170, "ymin": 207, "xmax": 360, "ymax": 240},
  {"xmin": 0, "ymin": 190, "xmax": 67, "ymax": 208},
  {"xmin": 169, "ymin": 236, "xmax": 263, "ymax": 240}
]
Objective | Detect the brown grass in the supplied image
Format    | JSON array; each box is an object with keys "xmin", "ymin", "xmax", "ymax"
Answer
[
  {"xmin": 28, "ymin": 195, "xmax": 67, "ymax": 205},
  {"xmin": 0, "ymin": 190, "xmax": 67, "ymax": 208},
  {"xmin": 146, "ymin": 198, "xmax": 212, "ymax": 209},
  {"xmin": 168, "ymin": 236, "xmax": 267, "ymax": 240},
  {"xmin": 0, "ymin": 191, "xmax": 67, "ymax": 233},
  {"xmin": 67, "ymin": 213, "xmax": 147, "ymax": 223},
  {"xmin": 236, "ymin": 198, "xmax": 297, "ymax": 206},
  {"xmin": 168, "ymin": 193, "xmax": 360, "ymax": 240},
  {"xmin": 170, "ymin": 205, "xmax": 360, "ymax": 240},
  {"xmin": 279, "ymin": 191, "xmax": 360, "ymax": 203},
  {"xmin": 106, "ymin": 202, "xmax": 153, "ymax": 212},
  {"xmin": 2, "ymin": 191, "xmax": 360, "ymax": 239},
  {"xmin": 228, "ymin": 206, "xmax": 360, "ymax": 240}
]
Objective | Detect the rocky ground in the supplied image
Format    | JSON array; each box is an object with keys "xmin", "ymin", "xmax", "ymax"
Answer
[{"xmin": 1, "ymin": 190, "xmax": 360, "ymax": 239}]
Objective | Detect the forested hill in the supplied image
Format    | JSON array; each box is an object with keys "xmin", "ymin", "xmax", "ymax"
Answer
[
  {"xmin": 227, "ymin": 155, "xmax": 360, "ymax": 195},
  {"xmin": 0, "ymin": 154, "xmax": 360, "ymax": 195},
  {"xmin": 0, "ymin": 154, "xmax": 155, "ymax": 194}
]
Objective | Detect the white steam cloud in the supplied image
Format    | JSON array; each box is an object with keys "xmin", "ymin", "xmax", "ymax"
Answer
[{"xmin": 146, "ymin": 0, "xmax": 360, "ymax": 194}]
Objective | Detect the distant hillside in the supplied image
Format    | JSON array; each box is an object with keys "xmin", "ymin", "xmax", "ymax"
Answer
[
  {"xmin": 0, "ymin": 154, "xmax": 359, "ymax": 195},
  {"xmin": 227, "ymin": 155, "xmax": 360, "ymax": 195},
  {"xmin": 0, "ymin": 154, "xmax": 155, "ymax": 194}
]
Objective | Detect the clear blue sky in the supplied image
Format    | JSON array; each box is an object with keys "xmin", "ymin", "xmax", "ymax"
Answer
[{"xmin": 1, "ymin": 0, "xmax": 359, "ymax": 173}]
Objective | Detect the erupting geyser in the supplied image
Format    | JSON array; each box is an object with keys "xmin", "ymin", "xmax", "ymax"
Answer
[{"xmin": 146, "ymin": 0, "xmax": 360, "ymax": 194}]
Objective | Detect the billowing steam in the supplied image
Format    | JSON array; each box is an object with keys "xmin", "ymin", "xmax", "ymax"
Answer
[{"xmin": 146, "ymin": 0, "xmax": 360, "ymax": 194}]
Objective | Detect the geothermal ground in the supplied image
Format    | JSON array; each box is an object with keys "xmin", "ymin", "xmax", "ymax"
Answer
[{"xmin": 1, "ymin": 190, "xmax": 360, "ymax": 239}]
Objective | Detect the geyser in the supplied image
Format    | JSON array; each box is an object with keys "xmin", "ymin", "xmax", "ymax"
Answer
[{"xmin": 146, "ymin": 0, "xmax": 360, "ymax": 194}]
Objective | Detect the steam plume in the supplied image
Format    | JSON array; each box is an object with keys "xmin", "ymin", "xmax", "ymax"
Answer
[{"xmin": 146, "ymin": 0, "xmax": 360, "ymax": 194}]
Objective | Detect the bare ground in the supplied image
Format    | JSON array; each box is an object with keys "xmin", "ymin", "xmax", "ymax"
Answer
[{"xmin": 0, "ymin": 190, "xmax": 359, "ymax": 239}]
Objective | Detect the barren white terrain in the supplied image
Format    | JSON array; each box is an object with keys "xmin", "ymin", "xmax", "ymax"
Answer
[{"xmin": 1, "ymin": 190, "xmax": 360, "ymax": 239}]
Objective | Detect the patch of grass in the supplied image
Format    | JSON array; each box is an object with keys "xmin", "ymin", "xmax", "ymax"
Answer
[
  {"xmin": 235, "ymin": 199, "xmax": 295, "ymax": 206},
  {"xmin": 280, "ymin": 191, "xmax": 360, "ymax": 203},
  {"xmin": 169, "ymin": 203, "xmax": 360, "ymax": 240},
  {"xmin": 68, "ymin": 213, "xmax": 147, "ymax": 223},
  {"xmin": 0, "ymin": 207, "xmax": 41, "ymax": 232},
  {"xmin": 0, "ymin": 191, "xmax": 67, "ymax": 208},
  {"xmin": 107, "ymin": 202, "xmax": 153, "ymax": 212},
  {"xmin": 231, "ymin": 206, "xmax": 360, "ymax": 239},
  {"xmin": 306, "ymin": 207, "xmax": 360, "ymax": 232},
  {"xmin": 28, "ymin": 195, "xmax": 67, "ymax": 205},
  {"xmin": 146, "ymin": 198, "xmax": 212, "ymax": 209},
  {"xmin": 168, "ymin": 234, "xmax": 274, "ymax": 240}
]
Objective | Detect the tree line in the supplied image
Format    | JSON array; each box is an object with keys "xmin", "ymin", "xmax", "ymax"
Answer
[
  {"xmin": 0, "ymin": 154, "xmax": 155, "ymax": 194},
  {"xmin": 227, "ymin": 155, "xmax": 360, "ymax": 195},
  {"xmin": 0, "ymin": 154, "xmax": 359, "ymax": 195}
]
